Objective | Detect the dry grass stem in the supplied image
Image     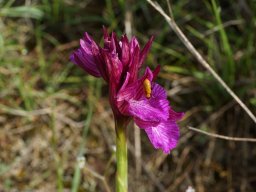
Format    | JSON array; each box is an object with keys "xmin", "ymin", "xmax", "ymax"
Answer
[
  {"xmin": 203, "ymin": 19, "xmax": 243, "ymax": 37},
  {"xmin": 188, "ymin": 126, "xmax": 256, "ymax": 142}
]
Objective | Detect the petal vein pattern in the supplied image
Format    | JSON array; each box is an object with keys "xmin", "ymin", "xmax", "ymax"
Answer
[{"xmin": 135, "ymin": 118, "xmax": 180, "ymax": 153}]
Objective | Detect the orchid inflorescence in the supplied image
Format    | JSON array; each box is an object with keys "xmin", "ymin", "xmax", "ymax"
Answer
[{"xmin": 70, "ymin": 28, "xmax": 183, "ymax": 154}]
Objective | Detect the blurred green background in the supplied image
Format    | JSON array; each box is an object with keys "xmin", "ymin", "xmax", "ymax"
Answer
[{"xmin": 0, "ymin": 0, "xmax": 256, "ymax": 191}]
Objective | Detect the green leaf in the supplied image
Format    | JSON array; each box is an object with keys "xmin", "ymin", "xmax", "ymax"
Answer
[{"xmin": 0, "ymin": 6, "xmax": 44, "ymax": 19}]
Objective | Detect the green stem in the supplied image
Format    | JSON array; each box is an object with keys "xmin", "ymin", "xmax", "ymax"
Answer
[{"xmin": 115, "ymin": 118, "xmax": 128, "ymax": 192}]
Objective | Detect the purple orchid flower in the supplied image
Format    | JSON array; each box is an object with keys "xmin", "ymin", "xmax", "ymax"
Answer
[{"xmin": 70, "ymin": 28, "xmax": 184, "ymax": 153}]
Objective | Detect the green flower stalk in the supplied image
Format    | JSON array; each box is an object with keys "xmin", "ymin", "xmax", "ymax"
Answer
[{"xmin": 115, "ymin": 118, "xmax": 128, "ymax": 192}]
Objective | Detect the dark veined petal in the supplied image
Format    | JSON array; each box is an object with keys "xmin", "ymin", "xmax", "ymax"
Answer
[
  {"xmin": 103, "ymin": 28, "xmax": 121, "ymax": 56},
  {"xmin": 90, "ymin": 41, "xmax": 109, "ymax": 81},
  {"xmin": 109, "ymin": 32, "xmax": 117, "ymax": 53},
  {"xmin": 169, "ymin": 108, "xmax": 185, "ymax": 121},
  {"xmin": 151, "ymin": 82, "xmax": 167, "ymax": 99},
  {"xmin": 130, "ymin": 36, "xmax": 140, "ymax": 54},
  {"xmin": 101, "ymin": 49, "xmax": 123, "ymax": 85},
  {"xmin": 103, "ymin": 27, "xmax": 111, "ymax": 49},
  {"xmin": 135, "ymin": 118, "xmax": 180, "ymax": 154},
  {"xmin": 70, "ymin": 33, "xmax": 101, "ymax": 77},
  {"xmin": 70, "ymin": 50, "xmax": 101, "ymax": 77},
  {"xmin": 116, "ymin": 72, "xmax": 131, "ymax": 113},
  {"xmin": 139, "ymin": 36, "xmax": 154, "ymax": 67},
  {"xmin": 152, "ymin": 65, "xmax": 161, "ymax": 80},
  {"xmin": 120, "ymin": 35, "xmax": 130, "ymax": 67},
  {"xmin": 128, "ymin": 45, "xmax": 140, "ymax": 82},
  {"xmin": 118, "ymin": 72, "xmax": 131, "ymax": 94},
  {"xmin": 112, "ymin": 32, "xmax": 122, "ymax": 57}
]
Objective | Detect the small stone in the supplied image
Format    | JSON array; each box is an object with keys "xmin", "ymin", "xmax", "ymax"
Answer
[
  {"xmin": 186, "ymin": 186, "xmax": 195, "ymax": 192},
  {"xmin": 77, "ymin": 156, "xmax": 86, "ymax": 169}
]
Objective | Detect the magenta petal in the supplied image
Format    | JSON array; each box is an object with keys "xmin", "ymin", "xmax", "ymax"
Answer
[
  {"xmin": 151, "ymin": 83, "xmax": 167, "ymax": 99},
  {"xmin": 169, "ymin": 108, "xmax": 184, "ymax": 121},
  {"xmin": 144, "ymin": 67, "xmax": 154, "ymax": 81},
  {"xmin": 117, "ymin": 80, "xmax": 143, "ymax": 103},
  {"xmin": 135, "ymin": 118, "xmax": 180, "ymax": 154},
  {"xmin": 103, "ymin": 26, "xmax": 109, "ymax": 39},
  {"xmin": 91, "ymin": 42, "xmax": 109, "ymax": 81},
  {"xmin": 130, "ymin": 37, "xmax": 140, "ymax": 54},
  {"xmin": 128, "ymin": 45, "xmax": 140, "ymax": 82},
  {"xmin": 121, "ymin": 35, "xmax": 130, "ymax": 67},
  {"xmin": 103, "ymin": 27, "xmax": 111, "ymax": 49},
  {"xmin": 139, "ymin": 36, "xmax": 154, "ymax": 67},
  {"xmin": 110, "ymin": 32, "xmax": 117, "ymax": 52},
  {"xmin": 101, "ymin": 49, "xmax": 123, "ymax": 84},
  {"xmin": 152, "ymin": 65, "xmax": 161, "ymax": 80},
  {"xmin": 70, "ymin": 33, "xmax": 101, "ymax": 77},
  {"xmin": 127, "ymin": 98, "xmax": 169, "ymax": 121},
  {"xmin": 70, "ymin": 50, "xmax": 101, "ymax": 77},
  {"xmin": 112, "ymin": 32, "xmax": 122, "ymax": 57}
]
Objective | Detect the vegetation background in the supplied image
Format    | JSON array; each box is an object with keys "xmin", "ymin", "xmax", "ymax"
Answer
[{"xmin": 0, "ymin": 0, "xmax": 256, "ymax": 191}]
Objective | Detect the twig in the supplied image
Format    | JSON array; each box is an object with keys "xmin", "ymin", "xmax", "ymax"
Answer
[
  {"xmin": 166, "ymin": 0, "xmax": 174, "ymax": 19},
  {"xmin": 0, "ymin": 105, "xmax": 52, "ymax": 117},
  {"xmin": 188, "ymin": 126, "xmax": 256, "ymax": 142},
  {"xmin": 84, "ymin": 166, "xmax": 112, "ymax": 192},
  {"xmin": 134, "ymin": 124, "xmax": 142, "ymax": 177},
  {"xmin": 203, "ymin": 19, "xmax": 243, "ymax": 37},
  {"xmin": 146, "ymin": 0, "xmax": 256, "ymax": 124},
  {"xmin": 127, "ymin": 143, "xmax": 165, "ymax": 192}
]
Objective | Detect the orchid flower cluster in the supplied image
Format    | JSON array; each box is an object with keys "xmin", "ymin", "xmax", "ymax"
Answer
[{"xmin": 70, "ymin": 28, "xmax": 183, "ymax": 154}]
